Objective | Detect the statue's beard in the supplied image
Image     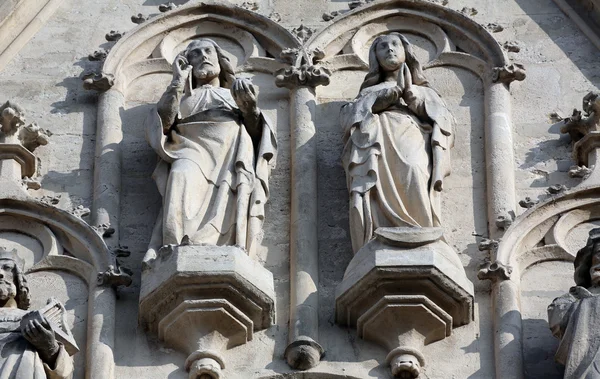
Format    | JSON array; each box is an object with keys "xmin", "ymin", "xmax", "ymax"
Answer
[
  {"xmin": 193, "ymin": 65, "xmax": 220, "ymax": 83},
  {"xmin": 0, "ymin": 281, "xmax": 16, "ymax": 301}
]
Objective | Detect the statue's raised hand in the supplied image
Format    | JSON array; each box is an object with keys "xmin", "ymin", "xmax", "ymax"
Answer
[
  {"xmin": 172, "ymin": 54, "xmax": 192, "ymax": 83},
  {"xmin": 22, "ymin": 316, "xmax": 60, "ymax": 363},
  {"xmin": 232, "ymin": 78, "xmax": 258, "ymax": 115}
]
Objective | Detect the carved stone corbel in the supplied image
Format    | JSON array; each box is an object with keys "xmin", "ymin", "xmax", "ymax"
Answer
[
  {"xmin": 97, "ymin": 264, "xmax": 133, "ymax": 288},
  {"xmin": 491, "ymin": 63, "xmax": 526, "ymax": 84},
  {"xmin": 82, "ymin": 72, "xmax": 115, "ymax": 91},
  {"xmin": 275, "ymin": 48, "xmax": 331, "ymax": 89},
  {"xmin": 477, "ymin": 261, "xmax": 513, "ymax": 281},
  {"xmin": 275, "ymin": 47, "xmax": 330, "ymax": 370}
]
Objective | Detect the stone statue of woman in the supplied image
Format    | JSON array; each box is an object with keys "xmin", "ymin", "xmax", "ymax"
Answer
[
  {"xmin": 144, "ymin": 38, "xmax": 277, "ymax": 265},
  {"xmin": 341, "ymin": 32, "xmax": 455, "ymax": 253}
]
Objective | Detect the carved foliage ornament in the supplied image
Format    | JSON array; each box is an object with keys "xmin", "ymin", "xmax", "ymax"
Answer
[{"xmin": 275, "ymin": 48, "xmax": 331, "ymax": 89}]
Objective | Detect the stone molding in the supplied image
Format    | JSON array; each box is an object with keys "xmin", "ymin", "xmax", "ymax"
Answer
[
  {"xmin": 139, "ymin": 245, "xmax": 275, "ymax": 379},
  {"xmin": 0, "ymin": 0, "xmax": 66, "ymax": 72}
]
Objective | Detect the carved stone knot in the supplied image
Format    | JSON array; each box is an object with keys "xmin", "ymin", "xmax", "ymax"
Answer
[
  {"xmin": 478, "ymin": 261, "xmax": 513, "ymax": 281},
  {"xmin": 492, "ymin": 63, "xmax": 526, "ymax": 84},
  {"xmin": 97, "ymin": 265, "xmax": 132, "ymax": 288}
]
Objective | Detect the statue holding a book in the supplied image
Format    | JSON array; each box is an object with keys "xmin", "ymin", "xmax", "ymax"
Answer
[{"xmin": 0, "ymin": 249, "xmax": 76, "ymax": 379}]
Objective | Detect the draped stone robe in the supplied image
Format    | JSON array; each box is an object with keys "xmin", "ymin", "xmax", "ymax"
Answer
[
  {"xmin": 340, "ymin": 79, "xmax": 453, "ymax": 253},
  {"xmin": 549, "ymin": 286, "xmax": 600, "ymax": 379},
  {"xmin": 0, "ymin": 308, "xmax": 73, "ymax": 379},
  {"xmin": 146, "ymin": 85, "xmax": 277, "ymax": 255}
]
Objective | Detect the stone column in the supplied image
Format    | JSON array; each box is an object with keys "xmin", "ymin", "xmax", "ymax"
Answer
[
  {"xmin": 484, "ymin": 64, "xmax": 525, "ymax": 238},
  {"xmin": 275, "ymin": 49, "xmax": 330, "ymax": 370},
  {"xmin": 480, "ymin": 64, "xmax": 526, "ymax": 379},
  {"xmin": 86, "ymin": 283, "xmax": 117, "ymax": 379},
  {"xmin": 92, "ymin": 86, "xmax": 123, "ymax": 247}
]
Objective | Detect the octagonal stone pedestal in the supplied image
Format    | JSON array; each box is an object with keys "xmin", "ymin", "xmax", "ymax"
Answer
[
  {"xmin": 140, "ymin": 245, "xmax": 275, "ymax": 379},
  {"xmin": 336, "ymin": 227, "xmax": 474, "ymax": 378}
]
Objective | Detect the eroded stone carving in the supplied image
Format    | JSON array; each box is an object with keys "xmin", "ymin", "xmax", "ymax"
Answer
[
  {"xmin": 275, "ymin": 48, "xmax": 331, "ymax": 89},
  {"xmin": 82, "ymin": 72, "xmax": 114, "ymax": 91},
  {"xmin": 562, "ymin": 95, "xmax": 600, "ymax": 141},
  {"xmin": 290, "ymin": 24, "xmax": 315, "ymax": 43},
  {"xmin": 131, "ymin": 13, "xmax": 148, "ymax": 24},
  {"xmin": 0, "ymin": 101, "xmax": 49, "ymax": 152},
  {"xmin": 477, "ymin": 260, "xmax": 512, "ymax": 281},
  {"xmin": 144, "ymin": 38, "xmax": 277, "ymax": 264},
  {"xmin": 158, "ymin": 2, "xmax": 179, "ymax": 12},
  {"xmin": 341, "ymin": 33, "xmax": 455, "ymax": 253},
  {"xmin": 97, "ymin": 264, "xmax": 132, "ymax": 288},
  {"xmin": 492, "ymin": 63, "xmax": 526, "ymax": 84},
  {"xmin": 548, "ymin": 228, "xmax": 600, "ymax": 377},
  {"xmin": 105, "ymin": 30, "xmax": 123, "ymax": 42},
  {"xmin": 0, "ymin": 249, "xmax": 75, "ymax": 378},
  {"xmin": 0, "ymin": 101, "xmax": 49, "ymax": 195}
]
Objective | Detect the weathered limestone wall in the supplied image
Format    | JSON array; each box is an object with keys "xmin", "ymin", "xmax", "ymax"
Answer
[{"xmin": 0, "ymin": 0, "xmax": 599, "ymax": 378}]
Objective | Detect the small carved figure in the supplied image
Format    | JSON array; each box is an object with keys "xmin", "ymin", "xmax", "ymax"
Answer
[
  {"xmin": 340, "ymin": 33, "xmax": 455, "ymax": 252},
  {"xmin": 145, "ymin": 38, "xmax": 277, "ymax": 264},
  {"xmin": 0, "ymin": 250, "xmax": 74, "ymax": 378},
  {"xmin": 560, "ymin": 91, "xmax": 600, "ymax": 142},
  {"xmin": 548, "ymin": 228, "xmax": 600, "ymax": 378}
]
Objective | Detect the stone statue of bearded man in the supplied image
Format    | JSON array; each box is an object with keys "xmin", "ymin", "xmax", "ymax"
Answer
[
  {"xmin": 144, "ymin": 38, "xmax": 277, "ymax": 265},
  {"xmin": 0, "ymin": 250, "xmax": 73, "ymax": 378}
]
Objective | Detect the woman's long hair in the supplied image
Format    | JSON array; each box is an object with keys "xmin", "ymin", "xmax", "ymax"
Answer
[
  {"xmin": 184, "ymin": 38, "xmax": 236, "ymax": 89},
  {"xmin": 360, "ymin": 32, "xmax": 429, "ymax": 92}
]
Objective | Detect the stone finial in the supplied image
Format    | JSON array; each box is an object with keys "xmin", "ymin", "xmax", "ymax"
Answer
[
  {"xmin": 275, "ymin": 48, "xmax": 331, "ymax": 89},
  {"xmin": 0, "ymin": 101, "xmax": 49, "ymax": 192},
  {"xmin": 0, "ymin": 101, "xmax": 48, "ymax": 151},
  {"xmin": 492, "ymin": 63, "xmax": 526, "ymax": 84}
]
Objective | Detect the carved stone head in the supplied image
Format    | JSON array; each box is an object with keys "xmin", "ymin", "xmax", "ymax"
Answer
[
  {"xmin": 582, "ymin": 91, "xmax": 600, "ymax": 118},
  {"xmin": 183, "ymin": 38, "xmax": 236, "ymax": 89},
  {"xmin": 361, "ymin": 32, "xmax": 428, "ymax": 91},
  {"xmin": 0, "ymin": 249, "xmax": 30, "ymax": 310},
  {"xmin": 574, "ymin": 228, "xmax": 600, "ymax": 288}
]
